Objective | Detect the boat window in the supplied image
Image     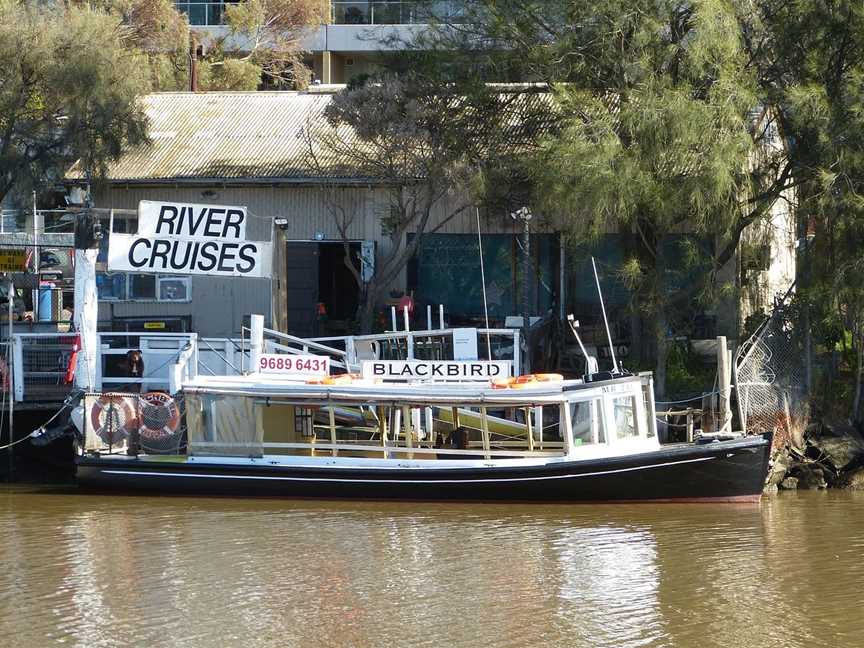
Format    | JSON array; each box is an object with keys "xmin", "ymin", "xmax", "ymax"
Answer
[
  {"xmin": 613, "ymin": 396, "xmax": 638, "ymax": 440},
  {"xmin": 570, "ymin": 400, "xmax": 604, "ymax": 445}
]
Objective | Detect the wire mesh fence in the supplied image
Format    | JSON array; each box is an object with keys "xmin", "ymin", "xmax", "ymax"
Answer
[
  {"xmin": 735, "ymin": 295, "xmax": 808, "ymax": 448},
  {"xmin": 84, "ymin": 391, "xmax": 187, "ymax": 455},
  {"xmin": 16, "ymin": 334, "xmax": 77, "ymax": 401}
]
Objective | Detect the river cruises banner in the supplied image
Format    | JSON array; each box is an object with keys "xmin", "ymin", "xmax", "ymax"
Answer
[
  {"xmin": 362, "ymin": 360, "xmax": 512, "ymax": 381},
  {"xmin": 107, "ymin": 200, "xmax": 272, "ymax": 278}
]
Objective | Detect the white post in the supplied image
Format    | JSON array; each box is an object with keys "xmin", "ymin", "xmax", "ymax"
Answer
[
  {"xmin": 424, "ymin": 407, "xmax": 434, "ymax": 447},
  {"xmin": 480, "ymin": 406, "xmax": 491, "ymax": 460},
  {"xmin": 12, "ymin": 333, "xmax": 23, "ymax": 402},
  {"xmin": 403, "ymin": 305, "xmax": 410, "ymax": 332},
  {"xmin": 390, "ymin": 306, "xmax": 397, "ymax": 332},
  {"xmin": 512, "ymin": 329, "xmax": 521, "ymax": 376},
  {"xmin": 717, "ymin": 336, "xmax": 732, "ymax": 434},
  {"xmin": 533, "ymin": 406, "xmax": 543, "ymax": 449},
  {"xmin": 32, "ymin": 194, "xmax": 40, "ymax": 322},
  {"xmin": 249, "ymin": 314, "xmax": 264, "ymax": 374},
  {"xmin": 426, "ymin": 304, "xmax": 432, "ymax": 331},
  {"xmin": 438, "ymin": 304, "xmax": 444, "ymax": 330},
  {"xmin": 411, "ymin": 408, "xmax": 422, "ymax": 442},
  {"xmin": 73, "ymin": 248, "xmax": 99, "ymax": 391}
]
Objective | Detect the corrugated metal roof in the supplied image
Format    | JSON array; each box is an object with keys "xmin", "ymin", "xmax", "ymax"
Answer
[
  {"xmin": 67, "ymin": 92, "xmax": 362, "ymax": 183},
  {"xmin": 66, "ymin": 89, "xmax": 561, "ymax": 184}
]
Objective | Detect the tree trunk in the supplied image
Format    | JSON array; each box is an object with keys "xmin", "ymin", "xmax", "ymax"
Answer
[
  {"xmin": 357, "ymin": 287, "xmax": 377, "ymax": 334},
  {"xmin": 630, "ymin": 307, "xmax": 642, "ymax": 367},
  {"xmin": 652, "ymin": 234, "xmax": 667, "ymax": 397},
  {"xmin": 654, "ymin": 307, "xmax": 668, "ymax": 398},
  {"xmin": 853, "ymin": 325, "xmax": 863, "ymax": 425}
]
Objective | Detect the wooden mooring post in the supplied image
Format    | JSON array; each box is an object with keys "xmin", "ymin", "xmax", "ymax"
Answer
[{"xmin": 717, "ymin": 336, "xmax": 732, "ymax": 434}]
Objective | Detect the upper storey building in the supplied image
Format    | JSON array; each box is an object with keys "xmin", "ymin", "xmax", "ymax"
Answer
[{"xmin": 176, "ymin": 1, "xmax": 467, "ymax": 84}]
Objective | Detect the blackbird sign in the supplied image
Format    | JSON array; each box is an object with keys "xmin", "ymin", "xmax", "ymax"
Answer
[
  {"xmin": 108, "ymin": 200, "xmax": 272, "ymax": 277},
  {"xmin": 362, "ymin": 360, "xmax": 512, "ymax": 382}
]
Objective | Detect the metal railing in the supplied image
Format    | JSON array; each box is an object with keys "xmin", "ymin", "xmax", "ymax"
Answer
[
  {"xmin": 260, "ymin": 327, "xmax": 349, "ymax": 371},
  {"xmin": 9, "ymin": 333, "xmax": 77, "ymax": 402},
  {"xmin": 97, "ymin": 333, "xmax": 198, "ymax": 393},
  {"xmin": 8, "ymin": 326, "xmax": 518, "ymax": 401},
  {"xmin": 331, "ymin": 1, "xmax": 467, "ymax": 25},
  {"xmin": 199, "ymin": 337, "xmax": 248, "ymax": 377},
  {"xmin": 173, "ymin": 1, "xmax": 468, "ymax": 27},
  {"xmin": 311, "ymin": 327, "xmax": 520, "ymax": 374}
]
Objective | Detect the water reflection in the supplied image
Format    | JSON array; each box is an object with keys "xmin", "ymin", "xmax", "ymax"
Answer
[{"xmin": 1, "ymin": 489, "xmax": 863, "ymax": 647}]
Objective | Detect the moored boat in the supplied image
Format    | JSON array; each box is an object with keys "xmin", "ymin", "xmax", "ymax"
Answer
[{"xmin": 75, "ymin": 364, "xmax": 771, "ymax": 502}]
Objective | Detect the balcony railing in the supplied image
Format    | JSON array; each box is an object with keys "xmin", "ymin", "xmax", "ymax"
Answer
[
  {"xmin": 174, "ymin": 2, "xmax": 467, "ymax": 27},
  {"xmin": 332, "ymin": 1, "xmax": 467, "ymax": 25}
]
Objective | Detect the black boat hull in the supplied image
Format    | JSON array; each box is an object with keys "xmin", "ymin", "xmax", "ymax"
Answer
[{"xmin": 76, "ymin": 434, "xmax": 771, "ymax": 502}]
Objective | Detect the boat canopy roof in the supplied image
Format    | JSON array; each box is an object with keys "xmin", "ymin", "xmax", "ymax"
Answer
[{"xmin": 182, "ymin": 374, "xmax": 648, "ymax": 407}]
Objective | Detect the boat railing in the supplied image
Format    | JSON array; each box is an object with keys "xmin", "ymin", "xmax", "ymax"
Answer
[
  {"xmin": 247, "ymin": 326, "xmax": 349, "ymax": 371},
  {"xmin": 198, "ymin": 338, "xmax": 248, "ymax": 378},
  {"xmin": 8, "ymin": 332, "xmax": 252, "ymax": 403},
  {"xmin": 97, "ymin": 332, "xmax": 199, "ymax": 393},
  {"xmin": 310, "ymin": 328, "xmax": 521, "ymax": 373},
  {"xmin": 191, "ymin": 441, "xmax": 563, "ymax": 459}
]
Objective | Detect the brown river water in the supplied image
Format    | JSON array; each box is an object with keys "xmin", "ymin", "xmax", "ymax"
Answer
[{"xmin": 1, "ymin": 488, "xmax": 862, "ymax": 648}]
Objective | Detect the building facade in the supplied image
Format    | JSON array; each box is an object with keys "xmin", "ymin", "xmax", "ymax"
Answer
[
  {"xmin": 71, "ymin": 90, "xmax": 555, "ymax": 338},
  {"xmin": 179, "ymin": 0, "xmax": 461, "ymax": 85}
]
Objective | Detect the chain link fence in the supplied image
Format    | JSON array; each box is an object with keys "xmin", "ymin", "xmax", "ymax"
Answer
[{"xmin": 735, "ymin": 294, "xmax": 808, "ymax": 449}]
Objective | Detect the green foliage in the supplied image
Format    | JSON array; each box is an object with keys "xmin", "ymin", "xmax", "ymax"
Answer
[
  {"xmin": 73, "ymin": 0, "xmax": 190, "ymax": 90},
  {"xmin": 0, "ymin": 2, "xmax": 150, "ymax": 203},
  {"xmin": 199, "ymin": 59, "xmax": 262, "ymax": 91},
  {"xmin": 745, "ymin": 0, "xmax": 864, "ymax": 418},
  {"xmin": 217, "ymin": 0, "xmax": 325, "ymax": 88},
  {"xmin": 665, "ymin": 342, "xmax": 716, "ymax": 396}
]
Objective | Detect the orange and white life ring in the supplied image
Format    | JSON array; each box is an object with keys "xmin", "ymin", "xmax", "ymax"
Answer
[
  {"xmin": 491, "ymin": 373, "xmax": 564, "ymax": 389},
  {"xmin": 138, "ymin": 392, "xmax": 181, "ymax": 440},
  {"xmin": 90, "ymin": 393, "xmax": 137, "ymax": 444}
]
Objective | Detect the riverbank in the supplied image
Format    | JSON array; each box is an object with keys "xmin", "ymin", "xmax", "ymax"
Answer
[{"xmin": 765, "ymin": 419, "xmax": 864, "ymax": 492}]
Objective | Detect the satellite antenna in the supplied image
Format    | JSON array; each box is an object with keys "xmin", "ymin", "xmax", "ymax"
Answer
[{"xmin": 591, "ymin": 257, "xmax": 620, "ymax": 374}]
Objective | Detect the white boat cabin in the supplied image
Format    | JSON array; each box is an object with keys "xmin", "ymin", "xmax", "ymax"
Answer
[{"xmin": 143, "ymin": 373, "xmax": 662, "ymax": 467}]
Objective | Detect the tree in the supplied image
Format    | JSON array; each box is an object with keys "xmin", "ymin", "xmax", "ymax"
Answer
[
  {"xmin": 303, "ymin": 77, "xmax": 474, "ymax": 332},
  {"xmin": 0, "ymin": 2, "xmax": 151, "ymax": 205},
  {"xmin": 742, "ymin": 1, "xmax": 864, "ymax": 421},
  {"xmin": 199, "ymin": 0, "xmax": 326, "ymax": 90},
  {"xmin": 76, "ymin": 0, "xmax": 325, "ymax": 91},
  {"xmin": 406, "ymin": 0, "xmax": 797, "ymax": 395},
  {"xmin": 303, "ymin": 76, "xmax": 546, "ymax": 332},
  {"xmin": 80, "ymin": 0, "xmax": 191, "ymax": 90}
]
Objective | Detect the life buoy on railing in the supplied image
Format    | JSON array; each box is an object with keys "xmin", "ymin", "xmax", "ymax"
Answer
[
  {"xmin": 491, "ymin": 373, "xmax": 565, "ymax": 389},
  {"xmin": 138, "ymin": 392, "xmax": 181, "ymax": 440},
  {"xmin": 89, "ymin": 393, "xmax": 137, "ymax": 444}
]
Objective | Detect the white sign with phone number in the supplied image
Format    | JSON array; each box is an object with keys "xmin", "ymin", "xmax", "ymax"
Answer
[{"xmin": 258, "ymin": 354, "xmax": 329, "ymax": 376}]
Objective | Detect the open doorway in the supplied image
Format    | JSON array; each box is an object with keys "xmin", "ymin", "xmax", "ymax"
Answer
[{"xmin": 284, "ymin": 241, "xmax": 361, "ymax": 337}]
